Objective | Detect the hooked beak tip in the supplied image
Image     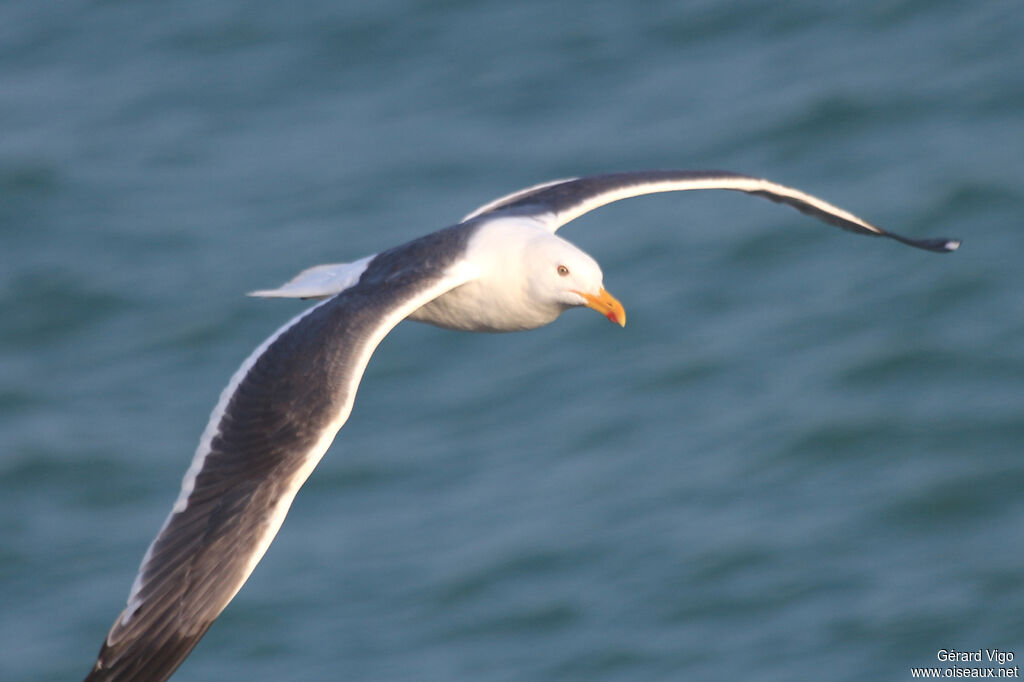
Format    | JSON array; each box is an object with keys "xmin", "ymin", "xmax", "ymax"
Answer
[{"xmin": 577, "ymin": 288, "xmax": 626, "ymax": 327}]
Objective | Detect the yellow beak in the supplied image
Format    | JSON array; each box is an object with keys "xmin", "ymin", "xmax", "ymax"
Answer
[{"xmin": 576, "ymin": 287, "xmax": 626, "ymax": 327}]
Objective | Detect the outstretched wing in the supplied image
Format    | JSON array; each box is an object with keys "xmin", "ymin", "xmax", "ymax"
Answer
[
  {"xmin": 85, "ymin": 225, "xmax": 478, "ymax": 682},
  {"xmin": 462, "ymin": 170, "xmax": 959, "ymax": 253}
]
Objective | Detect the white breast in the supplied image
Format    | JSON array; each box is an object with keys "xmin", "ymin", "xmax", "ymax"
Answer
[{"xmin": 408, "ymin": 217, "xmax": 565, "ymax": 332}]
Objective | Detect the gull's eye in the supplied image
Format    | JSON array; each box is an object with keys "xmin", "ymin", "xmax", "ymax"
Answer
[{"xmin": 557, "ymin": 265, "xmax": 570, "ymax": 276}]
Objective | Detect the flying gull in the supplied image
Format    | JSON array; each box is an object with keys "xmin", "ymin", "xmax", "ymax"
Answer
[{"xmin": 84, "ymin": 170, "xmax": 958, "ymax": 681}]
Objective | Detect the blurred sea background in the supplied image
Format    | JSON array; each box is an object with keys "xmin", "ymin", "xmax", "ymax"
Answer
[{"xmin": 2, "ymin": 1, "xmax": 1022, "ymax": 680}]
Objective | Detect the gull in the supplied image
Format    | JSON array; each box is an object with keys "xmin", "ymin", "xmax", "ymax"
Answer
[{"xmin": 84, "ymin": 170, "xmax": 958, "ymax": 681}]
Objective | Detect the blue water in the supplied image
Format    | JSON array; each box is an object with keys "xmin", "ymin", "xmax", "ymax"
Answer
[{"xmin": 3, "ymin": 1, "xmax": 1022, "ymax": 680}]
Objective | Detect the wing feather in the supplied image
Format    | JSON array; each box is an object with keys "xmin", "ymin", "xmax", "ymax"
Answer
[
  {"xmin": 85, "ymin": 225, "xmax": 478, "ymax": 682},
  {"xmin": 464, "ymin": 170, "xmax": 959, "ymax": 252}
]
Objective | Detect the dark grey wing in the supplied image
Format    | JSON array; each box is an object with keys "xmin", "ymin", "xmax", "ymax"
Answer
[
  {"xmin": 461, "ymin": 170, "xmax": 959, "ymax": 253},
  {"xmin": 84, "ymin": 226, "xmax": 479, "ymax": 682}
]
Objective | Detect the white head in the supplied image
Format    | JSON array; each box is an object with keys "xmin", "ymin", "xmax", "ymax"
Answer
[
  {"xmin": 422, "ymin": 220, "xmax": 626, "ymax": 333},
  {"xmin": 522, "ymin": 232, "xmax": 626, "ymax": 327}
]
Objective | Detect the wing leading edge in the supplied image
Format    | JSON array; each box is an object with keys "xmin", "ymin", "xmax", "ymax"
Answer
[{"xmin": 463, "ymin": 170, "xmax": 959, "ymax": 253}]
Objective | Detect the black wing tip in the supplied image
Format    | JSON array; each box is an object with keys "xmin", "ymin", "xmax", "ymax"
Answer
[
  {"xmin": 891, "ymin": 234, "xmax": 961, "ymax": 253},
  {"xmin": 83, "ymin": 614, "xmax": 211, "ymax": 682}
]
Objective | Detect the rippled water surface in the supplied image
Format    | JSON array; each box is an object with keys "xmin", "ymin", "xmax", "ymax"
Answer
[{"xmin": 2, "ymin": 2, "xmax": 1022, "ymax": 680}]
